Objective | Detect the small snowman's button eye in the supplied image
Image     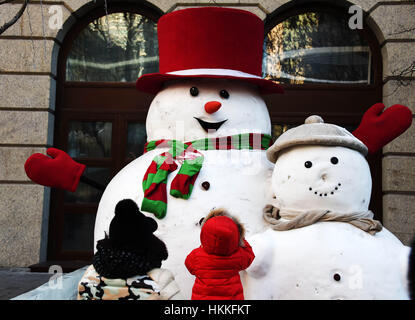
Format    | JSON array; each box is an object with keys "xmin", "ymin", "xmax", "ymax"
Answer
[
  {"xmin": 190, "ymin": 87, "xmax": 199, "ymax": 97},
  {"xmin": 219, "ymin": 90, "xmax": 229, "ymax": 99},
  {"xmin": 331, "ymin": 157, "xmax": 339, "ymax": 165},
  {"xmin": 304, "ymin": 161, "xmax": 312, "ymax": 168}
]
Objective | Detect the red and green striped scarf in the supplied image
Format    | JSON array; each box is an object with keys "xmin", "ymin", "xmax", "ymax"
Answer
[{"xmin": 141, "ymin": 133, "xmax": 273, "ymax": 219}]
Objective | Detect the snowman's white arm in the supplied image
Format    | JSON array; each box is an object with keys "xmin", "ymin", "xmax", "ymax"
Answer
[
  {"xmin": 400, "ymin": 245, "xmax": 411, "ymax": 296},
  {"xmin": 246, "ymin": 230, "xmax": 274, "ymax": 278}
]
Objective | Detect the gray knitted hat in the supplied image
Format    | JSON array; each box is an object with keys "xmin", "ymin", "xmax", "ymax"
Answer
[{"xmin": 266, "ymin": 115, "xmax": 368, "ymax": 163}]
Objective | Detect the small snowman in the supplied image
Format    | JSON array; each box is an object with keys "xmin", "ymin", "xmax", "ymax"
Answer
[{"xmin": 243, "ymin": 115, "xmax": 411, "ymax": 300}]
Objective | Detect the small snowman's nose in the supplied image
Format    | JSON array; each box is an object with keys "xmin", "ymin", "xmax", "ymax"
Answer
[{"xmin": 204, "ymin": 101, "xmax": 222, "ymax": 114}]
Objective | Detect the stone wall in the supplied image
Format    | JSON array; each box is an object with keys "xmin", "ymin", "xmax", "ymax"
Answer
[
  {"xmin": 0, "ymin": 1, "xmax": 61, "ymax": 267},
  {"xmin": 372, "ymin": 2, "xmax": 415, "ymax": 245},
  {"xmin": 0, "ymin": 0, "xmax": 414, "ymax": 267}
]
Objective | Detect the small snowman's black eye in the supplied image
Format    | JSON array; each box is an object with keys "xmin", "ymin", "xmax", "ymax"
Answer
[
  {"xmin": 219, "ymin": 90, "xmax": 229, "ymax": 99},
  {"xmin": 331, "ymin": 157, "xmax": 339, "ymax": 165},
  {"xmin": 190, "ymin": 87, "xmax": 199, "ymax": 97},
  {"xmin": 304, "ymin": 161, "xmax": 312, "ymax": 168}
]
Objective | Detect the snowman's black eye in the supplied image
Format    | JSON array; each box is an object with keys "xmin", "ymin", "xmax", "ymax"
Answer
[
  {"xmin": 219, "ymin": 90, "xmax": 229, "ymax": 99},
  {"xmin": 331, "ymin": 157, "xmax": 339, "ymax": 165},
  {"xmin": 304, "ymin": 161, "xmax": 312, "ymax": 168},
  {"xmin": 190, "ymin": 87, "xmax": 199, "ymax": 97}
]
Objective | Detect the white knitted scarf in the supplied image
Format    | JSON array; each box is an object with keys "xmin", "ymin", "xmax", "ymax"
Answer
[{"xmin": 263, "ymin": 204, "xmax": 383, "ymax": 235}]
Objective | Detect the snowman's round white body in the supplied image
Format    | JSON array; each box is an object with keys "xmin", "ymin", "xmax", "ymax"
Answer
[
  {"xmin": 94, "ymin": 79, "xmax": 275, "ymax": 299},
  {"xmin": 243, "ymin": 129, "xmax": 411, "ymax": 299}
]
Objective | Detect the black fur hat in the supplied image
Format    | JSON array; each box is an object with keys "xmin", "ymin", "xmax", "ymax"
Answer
[
  {"xmin": 93, "ymin": 199, "xmax": 168, "ymax": 279},
  {"xmin": 109, "ymin": 199, "xmax": 158, "ymax": 248}
]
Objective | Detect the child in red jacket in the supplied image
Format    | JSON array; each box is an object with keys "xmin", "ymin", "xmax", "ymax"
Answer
[{"xmin": 185, "ymin": 208, "xmax": 255, "ymax": 300}]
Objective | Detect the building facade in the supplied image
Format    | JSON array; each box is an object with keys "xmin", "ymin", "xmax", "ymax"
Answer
[{"xmin": 0, "ymin": 0, "xmax": 414, "ymax": 268}]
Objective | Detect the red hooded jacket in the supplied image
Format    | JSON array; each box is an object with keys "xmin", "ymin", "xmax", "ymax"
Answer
[{"xmin": 185, "ymin": 215, "xmax": 255, "ymax": 300}]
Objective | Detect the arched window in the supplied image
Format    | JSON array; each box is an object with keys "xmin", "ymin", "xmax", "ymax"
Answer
[
  {"xmin": 48, "ymin": 3, "xmax": 162, "ymax": 266},
  {"xmin": 264, "ymin": 4, "xmax": 383, "ymax": 220},
  {"xmin": 66, "ymin": 12, "xmax": 158, "ymax": 82},
  {"xmin": 263, "ymin": 11, "xmax": 372, "ymax": 85}
]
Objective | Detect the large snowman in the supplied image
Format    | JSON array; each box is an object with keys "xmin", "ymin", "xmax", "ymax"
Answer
[
  {"xmin": 24, "ymin": 7, "xmax": 413, "ymax": 300},
  {"xmin": 243, "ymin": 115, "xmax": 411, "ymax": 299},
  {"xmin": 94, "ymin": 7, "xmax": 283, "ymax": 298}
]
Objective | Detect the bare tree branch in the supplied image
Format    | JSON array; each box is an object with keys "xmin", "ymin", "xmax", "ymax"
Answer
[
  {"xmin": 385, "ymin": 61, "xmax": 415, "ymax": 97},
  {"xmin": 0, "ymin": 0, "xmax": 29, "ymax": 36},
  {"xmin": 384, "ymin": 15, "xmax": 415, "ymax": 97},
  {"xmin": 388, "ymin": 25, "xmax": 415, "ymax": 36},
  {"xmin": 394, "ymin": 61, "xmax": 415, "ymax": 78},
  {"xmin": 0, "ymin": 0, "xmax": 17, "ymax": 5}
]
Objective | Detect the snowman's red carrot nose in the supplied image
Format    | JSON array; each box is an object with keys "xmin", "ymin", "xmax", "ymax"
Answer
[{"xmin": 204, "ymin": 101, "xmax": 222, "ymax": 114}]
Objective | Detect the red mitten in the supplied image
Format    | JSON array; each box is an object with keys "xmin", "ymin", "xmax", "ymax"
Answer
[
  {"xmin": 352, "ymin": 103, "xmax": 412, "ymax": 154},
  {"xmin": 24, "ymin": 148, "xmax": 86, "ymax": 192}
]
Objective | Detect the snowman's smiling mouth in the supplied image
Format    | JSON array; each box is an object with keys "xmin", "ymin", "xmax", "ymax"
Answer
[
  {"xmin": 310, "ymin": 183, "xmax": 342, "ymax": 197},
  {"xmin": 194, "ymin": 117, "xmax": 227, "ymax": 132}
]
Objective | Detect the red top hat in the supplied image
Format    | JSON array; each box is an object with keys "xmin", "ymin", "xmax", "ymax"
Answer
[{"xmin": 135, "ymin": 7, "xmax": 284, "ymax": 95}]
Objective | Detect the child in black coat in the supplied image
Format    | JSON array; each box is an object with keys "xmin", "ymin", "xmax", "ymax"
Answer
[
  {"xmin": 93, "ymin": 199, "xmax": 168, "ymax": 279},
  {"xmin": 78, "ymin": 199, "xmax": 181, "ymax": 300}
]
